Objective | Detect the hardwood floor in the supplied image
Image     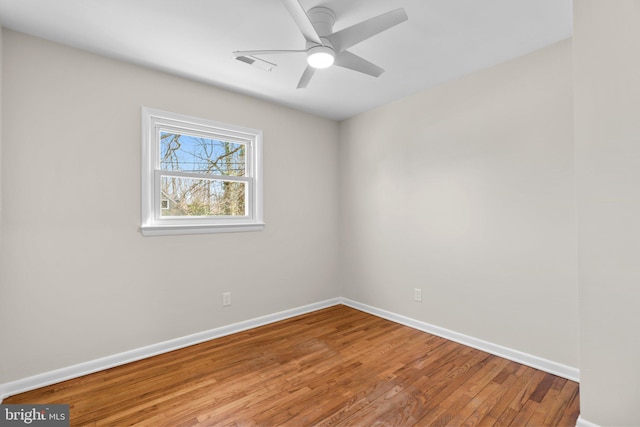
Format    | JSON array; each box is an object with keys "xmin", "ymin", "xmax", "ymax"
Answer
[{"xmin": 4, "ymin": 305, "xmax": 580, "ymax": 426}]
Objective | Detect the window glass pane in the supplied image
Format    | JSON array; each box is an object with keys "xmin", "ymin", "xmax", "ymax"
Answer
[
  {"xmin": 160, "ymin": 132, "xmax": 246, "ymax": 176},
  {"xmin": 160, "ymin": 176, "xmax": 246, "ymax": 217}
]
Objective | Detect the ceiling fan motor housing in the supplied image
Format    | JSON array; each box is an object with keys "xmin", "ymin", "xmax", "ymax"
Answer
[
  {"xmin": 305, "ymin": 7, "xmax": 337, "ymax": 68},
  {"xmin": 307, "ymin": 7, "xmax": 336, "ymax": 37}
]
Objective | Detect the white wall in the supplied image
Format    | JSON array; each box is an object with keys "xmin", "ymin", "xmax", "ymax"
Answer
[
  {"xmin": 339, "ymin": 40, "xmax": 579, "ymax": 368},
  {"xmin": 0, "ymin": 30, "xmax": 340, "ymax": 382},
  {"xmin": 573, "ymin": 1, "xmax": 640, "ymax": 425}
]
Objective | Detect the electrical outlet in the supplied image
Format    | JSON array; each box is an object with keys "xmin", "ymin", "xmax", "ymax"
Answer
[
  {"xmin": 223, "ymin": 292, "xmax": 232, "ymax": 307},
  {"xmin": 414, "ymin": 288, "xmax": 422, "ymax": 302}
]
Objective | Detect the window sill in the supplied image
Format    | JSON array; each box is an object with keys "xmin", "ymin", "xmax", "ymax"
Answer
[{"xmin": 140, "ymin": 222, "xmax": 265, "ymax": 237}]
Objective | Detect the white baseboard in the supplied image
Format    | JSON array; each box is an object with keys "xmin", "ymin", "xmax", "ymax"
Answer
[
  {"xmin": 0, "ymin": 298, "xmax": 341, "ymax": 402},
  {"xmin": 576, "ymin": 416, "xmax": 600, "ymax": 427},
  {"xmin": 0, "ymin": 296, "xmax": 580, "ymax": 403},
  {"xmin": 340, "ymin": 298, "xmax": 580, "ymax": 382}
]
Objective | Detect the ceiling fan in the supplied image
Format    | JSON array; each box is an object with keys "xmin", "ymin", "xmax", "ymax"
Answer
[{"xmin": 233, "ymin": 0, "xmax": 408, "ymax": 88}]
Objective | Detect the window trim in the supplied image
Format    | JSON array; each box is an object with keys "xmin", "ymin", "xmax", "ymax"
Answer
[{"xmin": 140, "ymin": 107, "xmax": 264, "ymax": 236}]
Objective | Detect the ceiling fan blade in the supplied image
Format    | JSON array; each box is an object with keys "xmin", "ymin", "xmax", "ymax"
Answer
[
  {"xmin": 327, "ymin": 8, "xmax": 408, "ymax": 53},
  {"xmin": 334, "ymin": 51, "xmax": 384, "ymax": 77},
  {"xmin": 281, "ymin": 0, "xmax": 323, "ymax": 45},
  {"xmin": 233, "ymin": 49, "xmax": 305, "ymax": 57},
  {"xmin": 297, "ymin": 66, "xmax": 316, "ymax": 89}
]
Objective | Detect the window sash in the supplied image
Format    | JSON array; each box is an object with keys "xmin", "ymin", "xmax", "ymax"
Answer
[
  {"xmin": 154, "ymin": 170, "xmax": 252, "ymax": 220},
  {"xmin": 156, "ymin": 169, "xmax": 251, "ymax": 183},
  {"xmin": 155, "ymin": 126, "xmax": 253, "ymax": 177}
]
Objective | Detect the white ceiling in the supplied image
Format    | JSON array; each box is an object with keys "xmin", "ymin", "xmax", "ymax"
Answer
[{"xmin": 0, "ymin": 0, "xmax": 572, "ymax": 121}]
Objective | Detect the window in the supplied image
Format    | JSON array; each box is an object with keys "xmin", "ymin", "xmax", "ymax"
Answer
[{"xmin": 141, "ymin": 107, "xmax": 264, "ymax": 236}]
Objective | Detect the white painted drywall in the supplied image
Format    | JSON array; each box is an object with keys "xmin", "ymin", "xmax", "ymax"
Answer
[
  {"xmin": 0, "ymin": 30, "xmax": 339, "ymax": 382},
  {"xmin": 573, "ymin": 1, "xmax": 640, "ymax": 425},
  {"xmin": 339, "ymin": 40, "xmax": 579, "ymax": 368}
]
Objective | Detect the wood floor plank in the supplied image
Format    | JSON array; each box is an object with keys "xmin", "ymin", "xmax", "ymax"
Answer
[
  {"xmin": 3, "ymin": 305, "xmax": 580, "ymax": 426},
  {"xmin": 526, "ymin": 376, "xmax": 567, "ymax": 426}
]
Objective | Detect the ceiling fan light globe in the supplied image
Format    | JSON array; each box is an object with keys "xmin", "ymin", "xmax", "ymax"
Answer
[{"xmin": 307, "ymin": 45, "xmax": 335, "ymax": 69}]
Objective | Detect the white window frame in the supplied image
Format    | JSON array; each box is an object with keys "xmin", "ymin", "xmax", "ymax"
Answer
[{"xmin": 141, "ymin": 107, "xmax": 264, "ymax": 236}]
